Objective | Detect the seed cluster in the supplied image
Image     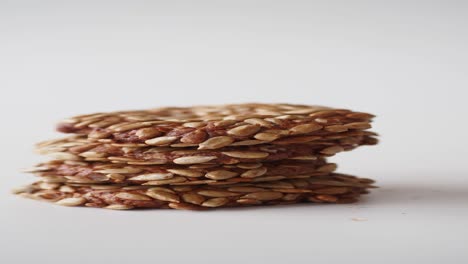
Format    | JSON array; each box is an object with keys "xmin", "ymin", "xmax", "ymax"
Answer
[{"xmin": 16, "ymin": 103, "xmax": 378, "ymax": 210}]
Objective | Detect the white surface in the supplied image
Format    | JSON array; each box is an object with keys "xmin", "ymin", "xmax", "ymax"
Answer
[{"xmin": 0, "ymin": 1, "xmax": 467, "ymax": 263}]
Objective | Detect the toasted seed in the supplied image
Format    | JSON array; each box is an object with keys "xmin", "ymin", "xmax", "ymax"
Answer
[
  {"xmin": 129, "ymin": 173, "xmax": 174, "ymax": 181},
  {"xmin": 147, "ymin": 187, "xmax": 176, "ymax": 194},
  {"xmin": 252, "ymin": 176, "xmax": 286, "ymax": 182},
  {"xmin": 55, "ymin": 197, "xmax": 86, "ymax": 206},
  {"xmin": 198, "ymin": 136, "xmax": 234, "ymax": 150},
  {"xmin": 59, "ymin": 186, "xmax": 76, "ymax": 193},
  {"xmin": 105, "ymin": 204, "xmax": 134, "ymax": 210},
  {"xmin": 115, "ymin": 192, "xmax": 151, "ymax": 201},
  {"xmin": 316, "ymin": 194, "xmax": 338, "ymax": 202},
  {"xmin": 205, "ymin": 170, "xmax": 238, "ymax": 180},
  {"xmin": 288, "ymin": 156, "xmax": 318, "ymax": 160},
  {"xmin": 96, "ymin": 167, "xmax": 142, "ymax": 174},
  {"xmin": 324, "ymin": 125, "xmax": 348, "ymax": 132},
  {"xmin": 256, "ymin": 182, "xmax": 295, "ymax": 189},
  {"xmin": 244, "ymin": 118, "xmax": 272, "ymax": 127},
  {"xmin": 79, "ymin": 151, "xmax": 107, "ymax": 158},
  {"xmin": 227, "ymin": 125, "xmax": 260, "ymax": 137},
  {"xmin": 230, "ymin": 140, "xmax": 264, "ymax": 146},
  {"xmin": 290, "ymin": 123, "xmax": 322, "ymax": 134},
  {"xmin": 197, "ymin": 190, "xmax": 239, "ymax": 197},
  {"xmin": 183, "ymin": 122, "xmax": 205, "ymax": 128},
  {"xmin": 236, "ymin": 198, "xmax": 262, "ymax": 205},
  {"xmin": 114, "ymin": 122, "xmax": 152, "ymax": 132},
  {"xmin": 166, "ymin": 169, "xmax": 204, "ymax": 177},
  {"xmin": 38, "ymin": 182, "xmax": 59, "ymax": 190},
  {"xmin": 135, "ymin": 127, "xmax": 162, "ymax": 139},
  {"xmin": 173, "ymin": 156, "xmax": 217, "ymax": 164},
  {"xmin": 146, "ymin": 190, "xmax": 180, "ymax": 202},
  {"xmin": 222, "ymin": 151, "xmax": 269, "ymax": 159},
  {"xmin": 282, "ymin": 194, "xmax": 300, "ymax": 201},
  {"xmin": 344, "ymin": 122, "xmax": 371, "ymax": 129},
  {"xmin": 320, "ymin": 146, "xmax": 344, "ymax": 155},
  {"xmin": 313, "ymin": 187, "xmax": 349, "ymax": 194},
  {"xmin": 317, "ymin": 163, "xmax": 338, "ymax": 173},
  {"xmin": 143, "ymin": 176, "xmax": 187, "ymax": 185},
  {"xmin": 227, "ymin": 187, "xmax": 267, "ymax": 193},
  {"xmin": 108, "ymin": 173, "xmax": 126, "ymax": 181},
  {"xmin": 50, "ymin": 152, "xmax": 80, "ymax": 160},
  {"xmin": 202, "ymin": 198, "xmax": 229, "ymax": 207},
  {"xmin": 236, "ymin": 163, "xmax": 263, "ymax": 169},
  {"xmin": 254, "ymin": 132, "xmax": 280, "ymax": 141},
  {"xmin": 145, "ymin": 136, "xmax": 178, "ymax": 146},
  {"xmin": 241, "ymin": 192, "xmax": 283, "ymax": 201},
  {"xmin": 240, "ymin": 167, "xmax": 268, "ymax": 178},
  {"xmin": 182, "ymin": 193, "xmax": 206, "ymax": 205},
  {"xmin": 168, "ymin": 202, "xmax": 200, "ymax": 210}
]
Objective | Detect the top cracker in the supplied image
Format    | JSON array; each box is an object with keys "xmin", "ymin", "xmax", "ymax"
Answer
[{"xmin": 57, "ymin": 103, "xmax": 375, "ymax": 150}]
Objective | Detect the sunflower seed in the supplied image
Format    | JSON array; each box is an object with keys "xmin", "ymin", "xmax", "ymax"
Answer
[
  {"xmin": 241, "ymin": 192, "xmax": 283, "ymax": 201},
  {"xmin": 55, "ymin": 197, "xmax": 86, "ymax": 206},
  {"xmin": 197, "ymin": 190, "xmax": 239, "ymax": 197},
  {"xmin": 182, "ymin": 193, "xmax": 206, "ymax": 205},
  {"xmin": 244, "ymin": 118, "xmax": 272, "ymax": 127},
  {"xmin": 222, "ymin": 151, "xmax": 269, "ymax": 159},
  {"xmin": 58, "ymin": 186, "xmax": 76, "ymax": 193},
  {"xmin": 313, "ymin": 187, "xmax": 349, "ymax": 194},
  {"xmin": 282, "ymin": 194, "xmax": 300, "ymax": 201},
  {"xmin": 320, "ymin": 146, "xmax": 344, "ymax": 155},
  {"xmin": 143, "ymin": 176, "xmax": 187, "ymax": 185},
  {"xmin": 254, "ymin": 132, "xmax": 280, "ymax": 141},
  {"xmin": 135, "ymin": 127, "xmax": 162, "ymax": 139},
  {"xmin": 240, "ymin": 167, "xmax": 268, "ymax": 178},
  {"xmin": 96, "ymin": 167, "xmax": 142, "ymax": 174},
  {"xmin": 49, "ymin": 152, "xmax": 80, "ymax": 160},
  {"xmin": 202, "ymin": 198, "xmax": 229, "ymax": 207},
  {"xmin": 227, "ymin": 187, "xmax": 267, "ymax": 193},
  {"xmin": 173, "ymin": 156, "xmax": 217, "ymax": 164},
  {"xmin": 198, "ymin": 136, "xmax": 234, "ymax": 150},
  {"xmin": 114, "ymin": 122, "xmax": 153, "ymax": 132},
  {"xmin": 105, "ymin": 204, "xmax": 134, "ymax": 210},
  {"xmin": 115, "ymin": 192, "xmax": 151, "ymax": 200},
  {"xmin": 324, "ymin": 125, "xmax": 348, "ymax": 132},
  {"xmin": 227, "ymin": 125, "xmax": 260, "ymax": 137},
  {"xmin": 290, "ymin": 123, "xmax": 322, "ymax": 134},
  {"xmin": 147, "ymin": 187, "xmax": 176, "ymax": 194},
  {"xmin": 146, "ymin": 190, "xmax": 180, "ymax": 202},
  {"xmin": 145, "ymin": 136, "xmax": 178, "ymax": 146},
  {"xmin": 166, "ymin": 169, "xmax": 204, "ymax": 177},
  {"xmin": 168, "ymin": 202, "xmax": 200, "ymax": 210},
  {"xmin": 315, "ymin": 194, "xmax": 338, "ymax": 202},
  {"xmin": 236, "ymin": 198, "xmax": 262, "ymax": 205},
  {"xmin": 129, "ymin": 173, "xmax": 174, "ymax": 181},
  {"xmin": 205, "ymin": 170, "xmax": 239, "ymax": 180}
]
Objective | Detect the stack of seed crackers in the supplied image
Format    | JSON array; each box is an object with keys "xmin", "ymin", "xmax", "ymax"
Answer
[{"xmin": 15, "ymin": 103, "xmax": 378, "ymax": 210}]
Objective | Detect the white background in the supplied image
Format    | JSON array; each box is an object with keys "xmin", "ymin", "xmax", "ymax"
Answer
[{"xmin": 1, "ymin": 1, "xmax": 467, "ymax": 263}]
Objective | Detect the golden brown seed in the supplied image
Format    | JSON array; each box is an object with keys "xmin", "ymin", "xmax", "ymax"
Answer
[
  {"xmin": 182, "ymin": 193, "xmax": 206, "ymax": 205},
  {"xmin": 166, "ymin": 169, "xmax": 204, "ymax": 177},
  {"xmin": 241, "ymin": 192, "xmax": 283, "ymax": 201},
  {"xmin": 146, "ymin": 190, "xmax": 180, "ymax": 202},
  {"xmin": 173, "ymin": 156, "xmax": 217, "ymax": 164},
  {"xmin": 145, "ymin": 136, "xmax": 178, "ymax": 146},
  {"xmin": 290, "ymin": 123, "xmax": 322, "ymax": 134},
  {"xmin": 115, "ymin": 192, "xmax": 151, "ymax": 201},
  {"xmin": 222, "ymin": 151, "xmax": 269, "ymax": 159},
  {"xmin": 227, "ymin": 125, "xmax": 261, "ymax": 137},
  {"xmin": 55, "ymin": 197, "xmax": 86, "ymax": 206},
  {"xmin": 197, "ymin": 190, "xmax": 239, "ymax": 197},
  {"xmin": 202, "ymin": 198, "xmax": 229, "ymax": 207},
  {"xmin": 205, "ymin": 170, "xmax": 239, "ymax": 180},
  {"xmin": 198, "ymin": 136, "xmax": 234, "ymax": 150},
  {"xmin": 254, "ymin": 132, "xmax": 280, "ymax": 141},
  {"xmin": 128, "ymin": 173, "xmax": 174, "ymax": 181},
  {"xmin": 240, "ymin": 167, "xmax": 268, "ymax": 178}
]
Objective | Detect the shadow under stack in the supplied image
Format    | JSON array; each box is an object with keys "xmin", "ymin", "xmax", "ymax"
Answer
[{"xmin": 15, "ymin": 103, "xmax": 378, "ymax": 210}]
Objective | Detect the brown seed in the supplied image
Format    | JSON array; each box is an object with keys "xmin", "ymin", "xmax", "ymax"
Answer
[
  {"xmin": 198, "ymin": 136, "xmax": 234, "ymax": 150},
  {"xmin": 115, "ymin": 192, "xmax": 151, "ymax": 201},
  {"xmin": 135, "ymin": 127, "xmax": 162, "ymax": 139},
  {"xmin": 320, "ymin": 146, "xmax": 344, "ymax": 155},
  {"xmin": 344, "ymin": 122, "xmax": 371, "ymax": 129},
  {"xmin": 236, "ymin": 163, "xmax": 263, "ymax": 169},
  {"xmin": 168, "ymin": 202, "xmax": 200, "ymax": 210},
  {"xmin": 79, "ymin": 151, "xmax": 107, "ymax": 158},
  {"xmin": 182, "ymin": 193, "xmax": 206, "ymax": 205},
  {"xmin": 202, "ymin": 198, "xmax": 229, "ymax": 207},
  {"xmin": 146, "ymin": 190, "xmax": 180, "ymax": 202},
  {"xmin": 222, "ymin": 151, "xmax": 269, "ymax": 159},
  {"xmin": 113, "ymin": 122, "xmax": 152, "ymax": 132},
  {"xmin": 317, "ymin": 163, "xmax": 338, "ymax": 173},
  {"xmin": 241, "ymin": 192, "xmax": 283, "ymax": 201},
  {"xmin": 145, "ymin": 136, "xmax": 178, "ymax": 146},
  {"xmin": 227, "ymin": 125, "xmax": 260, "ymax": 137},
  {"xmin": 324, "ymin": 125, "xmax": 348, "ymax": 132},
  {"xmin": 244, "ymin": 118, "xmax": 272, "ymax": 127},
  {"xmin": 105, "ymin": 204, "xmax": 134, "ymax": 210},
  {"xmin": 282, "ymin": 194, "xmax": 300, "ymax": 201},
  {"xmin": 256, "ymin": 182, "xmax": 295, "ymax": 189},
  {"xmin": 182, "ymin": 122, "xmax": 205, "ymax": 128},
  {"xmin": 96, "ymin": 167, "xmax": 142, "ymax": 174},
  {"xmin": 236, "ymin": 198, "xmax": 262, "ymax": 205},
  {"xmin": 166, "ymin": 169, "xmax": 204, "ymax": 177},
  {"xmin": 173, "ymin": 156, "xmax": 217, "ymax": 164},
  {"xmin": 230, "ymin": 140, "xmax": 264, "ymax": 146},
  {"xmin": 180, "ymin": 130, "xmax": 207, "ymax": 144},
  {"xmin": 55, "ymin": 197, "xmax": 86, "ymax": 206},
  {"xmin": 290, "ymin": 123, "xmax": 322, "ymax": 134},
  {"xmin": 50, "ymin": 152, "xmax": 80, "ymax": 161},
  {"xmin": 147, "ymin": 187, "xmax": 176, "ymax": 194},
  {"xmin": 254, "ymin": 132, "xmax": 280, "ymax": 141},
  {"xmin": 129, "ymin": 173, "xmax": 174, "ymax": 181},
  {"xmin": 240, "ymin": 167, "xmax": 268, "ymax": 178},
  {"xmin": 205, "ymin": 170, "xmax": 239, "ymax": 180},
  {"xmin": 313, "ymin": 187, "xmax": 349, "ymax": 195},
  {"xmin": 143, "ymin": 176, "xmax": 187, "ymax": 185},
  {"xmin": 315, "ymin": 194, "xmax": 338, "ymax": 202},
  {"xmin": 197, "ymin": 190, "xmax": 239, "ymax": 197},
  {"xmin": 227, "ymin": 187, "xmax": 267, "ymax": 193}
]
